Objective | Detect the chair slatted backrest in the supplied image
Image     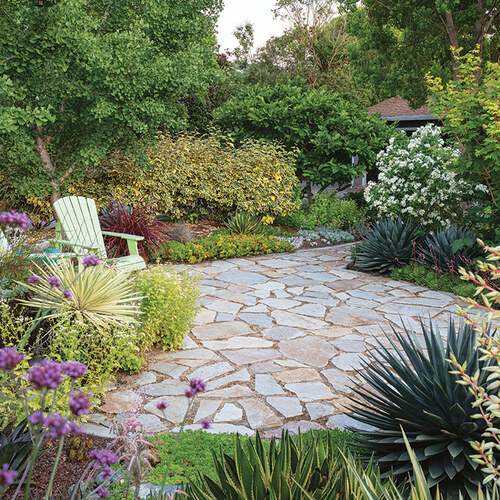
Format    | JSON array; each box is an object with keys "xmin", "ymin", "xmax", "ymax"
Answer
[{"xmin": 53, "ymin": 196, "xmax": 107, "ymax": 257}]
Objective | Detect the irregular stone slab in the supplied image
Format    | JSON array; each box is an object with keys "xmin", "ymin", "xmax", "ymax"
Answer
[
  {"xmin": 149, "ymin": 362, "xmax": 188, "ymax": 379},
  {"xmin": 208, "ymin": 369, "xmax": 251, "ymax": 389},
  {"xmin": 215, "ymin": 403, "xmax": 243, "ymax": 422},
  {"xmin": 191, "ymin": 322, "xmax": 253, "ymax": 340},
  {"xmin": 267, "ymin": 396, "xmax": 303, "ymax": 418},
  {"xmin": 285, "ymin": 382, "xmax": 334, "ymax": 402},
  {"xmin": 394, "ymin": 297, "xmax": 453, "ymax": 308},
  {"xmin": 274, "ymin": 290, "xmax": 291, "ymax": 299},
  {"xmin": 275, "ymin": 359, "xmax": 308, "ymax": 368},
  {"xmin": 289, "ymin": 303, "xmax": 326, "ymax": 318},
  {"xmin": 277, "ymin": 276, "xmax": 316, "ymax": 287},
  {"xmin": 279, "ymin": 337, "xmax": 336, "ymax": 367},
  {"xmin": 221, "ymin": 348, "xmax": 280, "ymax": 365},
  {"xmin": 253, "ymin": 281, "xmax": 285, "ymax": 290},
  {"xmin": 216, "ymin": 313, "xmax": 235, "ymax": 322},
  {"xmin": 383, "ymin": 314, "xmax": 422, "ymax": 331},
  {"xmin": 295, "ymin": 296, "xmax": 339, "ymax": 307},
  {"xmin": 314, "ymin": 326, "xmax": 352, "ymax": 338},
  {"xmin": 218, "ymin": 271, "xmax": 267, "ymax": 286},
  {"xmin": 326, "ymin": 414, "xmax": 376, "ymax": 432},
  {"xmin": 288, "ymin": 286, "xmax": 304, "ymax": 295},
  {"xmin": 100, "ymin": 390, "xmax": 142, "ymax": 414},
  {"xmin": 346, "ymin": 297, "xmax": 378, "ymax": 309},
  {"xmin": 182, "ymin": 336, "xmax": 198, "ymax": 349},
  {"xmin": 275, "ymin": 368, "xmax": 321, "ymax": 384},
  {"xmin": 140, "ymin": 380, "xmax": 187, "ymax": 397},
  {"xmin": 420, "ymin": 290, "xmax": 455, "ymax": 301},
  {"xmin": 156, "ymin": 348, "xmax": 220, "ymax": 361},
  {"xmin": 242, "ymin": 304, "xmax": 268, "ymax": 313},
  {"xmin": 211, "ymin": 261, "xmax": 237, "ymax": 270},
  {"xmin": 325, "ymin": 279, "xmax": 365, "ymax": 291},
  {"xmin": 261, "ymin": 298, "xmax": 301, "ymax": 309},
  {"xmin": 318, "ymin": 255, "xmax": 341, "ymax": 261},
  {"xmin": 115, "ymin": 413, "xmax": 168, "ymax": 433},
  {"xmin": 306, "ymin": 403, "xmax": 333, "ymax": 420},
  {"xmin": 296, "ymin": 265, "xmax": 326, "ymax": 272},
  {"xmin": 206, "ymin": 300, "xmax": 243, "ymax": 315},
  {"xmin": 262, "ymin": 326, "xmax": 305, "ymax": 341},
  {"xmin": 325, "ymin": 306, "xmax": 386, "ymax": 326},
  {"xmin": 181, "ymin": 423, "xmax": 255, "ymax": 436},
  {"xmin": 358, "ymin": 284, "xmax": 391, "ymax": 293},
  {"xmin": 239, "ymin": 313, "xmax": 274, "ymax": 329},
  {"xmin": 82, "ymin": 424, "xmax": 116, "ymax": 438},
  {"xmin": 240, "ymin": 399, "xmax": 282, "ymax": 429},
  {"xmin": 251, "ymin": 289, "xmax": 271, "ymax": 299},
  {"xmin": 321, "ymin": 368, "xmax": 355, "ymax": 393},
  {"xmin": 202, "ymin": 337, "xmax": 273, "ymax": 350},
  {"xmin": 280, "ymin": 420, "xmax": 324, "ymax": 435},
  {"xmin": 200, "ymin": 279, "xmax": 228, "ymax": 288},
  {"xmin": 331, "ymin": 353, "xmax": 368, "ymax": 371},
  {"xmin": 272, "ymin": 310, "xmax": 328, "ymax": 330},
  {"xmin": 378, "ymin": 302, "xmax": 440, "ymax": 318},
  {"xmin": 131, "ymin": 371, "xmax": 157, "ymax": 387},
  {"xmin": 329, "ymin": 339, "xmax": 367, "ymax": 353},
  {"xmin": 255, "ymin": 374, "xmax": 284, "ymax": 395},
  {"xmin": 190, "ymin": 362, "xmax": 234, "ymax": 381},
  {"xmin": 228, "ymin": 284, "xmax": 251, "ymax": 293},
  {"xmin": 201, "ymin": 385, "xmax": 254, "ymax": 399},
  {"xmin": 250, "ymin": 361, "xmax": 284, "ymax": 373},
  {"xmin": 298, "ymin": 272, "xmax": 340, "ymax": 282},
  {"xmin": 258, "ymin": 258, "xmax": 298, "ymax": 269},
  {"xmin": 195, "ymin": 400, "xmax": 221, "ymax": 422},
  {"xmin": 217, "ymin": 291, "xmax": 257, "ymax": 306},
  {"xmin": 194, "ymin": 308, "xmax": 216, "ymax": 324}
]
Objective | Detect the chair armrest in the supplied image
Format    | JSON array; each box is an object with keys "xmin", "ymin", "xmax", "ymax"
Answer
[
  {"xmin": 50, "ymin": 239, "xmax": 100, "ymax": 251},
  {"xmin": 101, "ymin": 231, "xmax": 144, "ymax": 241}
]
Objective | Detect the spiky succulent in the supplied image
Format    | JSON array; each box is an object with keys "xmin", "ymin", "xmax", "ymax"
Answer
[
  {"xmin": 226, "ymin": 212, "xmax": 264, "ymax": 235},
  {"xmin": 350, "ymin": 319, "xmax": 499, "ymax": 498},
  {"xmin": 352, "ymin": 218, "xmax": 422, "ymax": 274},
  {"xmin": 416, "ymin": 225, "xmax": 481, "ymax": 272}
]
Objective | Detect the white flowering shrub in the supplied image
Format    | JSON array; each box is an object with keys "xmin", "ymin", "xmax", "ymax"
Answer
[{"xmin": 364, "ymin": 124, "xmax": 488, "ymax": 227}]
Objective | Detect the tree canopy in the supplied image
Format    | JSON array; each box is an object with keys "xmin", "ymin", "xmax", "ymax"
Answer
[{"xmin": 0, "ymin": 0, "xmax": 223, "ymax": 204}]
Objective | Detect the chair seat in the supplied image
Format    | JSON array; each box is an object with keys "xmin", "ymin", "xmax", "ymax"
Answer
[{"xmin": 106, "ymin": 255, "xmax": 146, "ymax": 272}]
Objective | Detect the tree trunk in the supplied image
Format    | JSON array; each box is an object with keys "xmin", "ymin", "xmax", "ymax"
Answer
[
  {"xmin": 306, "ymin": 181, "xmax": 313, "ymax": 206},
  {"xmin": 444, "ymin": 13, "xmax": 460, "ymax": 80}
]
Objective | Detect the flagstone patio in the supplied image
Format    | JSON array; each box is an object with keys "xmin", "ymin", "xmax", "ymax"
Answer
[{"xmin": 86, "ymin": 244, "xmax": 476, "ymax": 437}]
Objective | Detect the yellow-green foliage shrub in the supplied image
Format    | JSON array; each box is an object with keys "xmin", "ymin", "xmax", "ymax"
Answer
[
  {"xmin": 135, "ymin": 266, "xmax": 201, "ymax": 350},
  {"xmin": 69, "ymin": 132, "xmax": 299, "ymax": 218}
]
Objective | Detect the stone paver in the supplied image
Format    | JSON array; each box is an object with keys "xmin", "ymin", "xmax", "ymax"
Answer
[{"xmin": 93, "ymin": 244, "xmax": 489, "ymax": 437}]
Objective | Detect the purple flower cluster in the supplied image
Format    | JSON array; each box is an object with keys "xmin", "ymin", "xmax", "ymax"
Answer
[
  {"xmin": 90, "ymin": 449, "xmax": 119, "ymax": 466},
  {"xmin": 62, "ymin": 288, "xmax": 73, "ymax": 299},
  {"xmin": 28, "ymin": 410, "xmax": 81, "ymax": 437},
  {"xmin": 185, "ymin": 378, "xmax": 207, "ymax": 398},
  {"xmin": 0, "ymin": 463, "xmax": 18, "ymax": 485},
  {"xmin": 97, "ymin": 487, "xmax": 110, "ymax": 498},
  {"xmin": 63, "ymin": 361, "xmax": 87, "ymax": 379},
  {"xmin": 200, "ymin": 418, "xmax": 211, "ymax": 430},
  {"xmin": 98, "ymin": 465, "xmax": 114, "ymax": 481},
  {"xmin": 28, "ymin": 410, "xmax": 43, "ymax": 425},
  {"xmin": 46, "ymin": 275, "xmax": 62, "ymax": 289},
  {"xmin": 82, "ymin": 254, "xmax": 100, "ymax": 268},
  {"xmin": 28, "ymin": 274, "xmax": 41, "ymax": 284},
  {"xmin": 0, "ymin": 347, "xmax": 25, "ymax": 371},
  {"xmin": 27, "ymin": 359, "xmax": 65, "ymax": 390},
  {"xmin": 0, "ymin": 210, "xmax": 31, "ymax": 232},
  {"xmin": 68, "ymin": 390, "xmax": 92, "ymax": 417},
  {"xmin": 156, "ymin": 400, "xmax": 168, "ymax": 410}
]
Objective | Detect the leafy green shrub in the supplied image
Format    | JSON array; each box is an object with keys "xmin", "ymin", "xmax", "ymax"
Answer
[
  {"xmin": 68, "ymin": 132, "xmax": 299, "ymax": 220},
  {"xmin": 226, "ymin": 212, "xmax": 264, "ymax": 235},
  {"xmin": 416, "ymin": 225, "xmax": 482, "ymax": 273},
  {"xmin": 391, "ymin": 263, "xmax": 477, "ymax": 297},
  {"xmin": 153, "ymin": 234, "xmax": 295, "ymax": 264},
  {"xmin": 350, "ymin": 319, "xmax": 499, "ymax": 497},
  {"xmin": 134, "ymin": 267, "xmax": 201, "ymax": 350},
  {"xmin": 352, "ymin": 218, "xmax": 422, "ymax": 274}
]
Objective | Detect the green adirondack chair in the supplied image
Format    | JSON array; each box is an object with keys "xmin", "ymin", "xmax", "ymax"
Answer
[{"xmin": 52, "ymin": 196, "xmax": 146, "ymax": 272}]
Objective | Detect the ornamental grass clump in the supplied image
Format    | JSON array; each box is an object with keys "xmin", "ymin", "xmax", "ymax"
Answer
[
  {"xmin": 364, "ymin": 124, "xmax": 488, "ymax": 227},
  {"xmin": 350, "ymin": 318, "xmax": 499, "ymax": 498}
]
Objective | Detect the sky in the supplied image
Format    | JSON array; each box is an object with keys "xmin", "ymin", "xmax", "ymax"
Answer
[{"xmin": 216, "ymin": 0, "xmax": 288, "ymax": 53}]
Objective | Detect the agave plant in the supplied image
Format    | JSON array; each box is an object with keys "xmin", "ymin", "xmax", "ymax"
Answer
[
  {"xmin": 352, "ymin": 218, "xmax": 422, "ymax": 274},
  {"xmin": 350, "ymin": 319, "xmax": 499, "ymax": 498},
  {"xmin": 0, "ymin": 419, "xmax": 35, "ymax": 484},
  {"xmin": 226, "ymin": 212, "xmax": 264, "ymax": 235},
  {"xmin": 416, "ymin": 225, "xmax": 481, "ymax": 273},
  {"xmin": 18, "ymin": 258, "xmax": 141, "ymax": 328}
]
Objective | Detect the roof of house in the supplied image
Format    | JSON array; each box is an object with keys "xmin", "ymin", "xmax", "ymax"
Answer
[{"xmin": 368, "ymin": 96, "xmax": 432, "ymax": 120}]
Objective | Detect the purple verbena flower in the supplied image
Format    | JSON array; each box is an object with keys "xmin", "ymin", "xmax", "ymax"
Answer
[
  {"xmin": 0, "ymin": 347, "xmax": 25, "ymax": 371},
  {"xmin": 27, "ymin": 359, "xmax": 66, "ymax": 390},
  {"xmin": 62, "ymin": 288, "xmax": 73, "ymax": 299},
  {"xmin": 200, "ymin": 418, "xmax": 211, "ymax": 430},
  {"xmin": 28, "ymin": 410, "xmax": 43, "ymax": 425},
  {"xmin": 0, "ymin": 210, "xmax": 31, "ymax": 232},
  {"xmin": 27, "ymin": 274, "xmax": 41, "ymax": 284},
  {"xmin": 156, "ymin": 400, "xmax": 168, "ymax": 410},
  {"xmin": 0, "ymin": 463, "xmax": 18, "ymax": 485},
  {"xmin": 67, "ymin": 421, "xmax": 83, "ymax": 436},
  {"xmin": 42, "ymin": 413, "xmax": 71, "ymax": 439},
  {"xmin": 63, "ymin": 361, "xmax": 87, "ymax": 379},
  {"xmin": 188, "ymin": 378, "xmax": 206, "ymax": 394},
  {"xmin": 46, "ymin": 275, "xmax": 62, "ymax": 289},
  {"xmin": 68, "ymin": 390, "xmax": 92, "ymax": 417},
  {"xmin": 97, "ymin": 487, "xmax": 110, "ymax": 498},
  {"xmin": 82, "ymin": 254, "xmax": 100, "ymax": 268},
  {"xmin": 90, "ymin": 449, "xmax": 119, "ymax": 466},
  {"xmin": 98, "ymin": 466, "xmax": 114, "ymax": 482}
]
